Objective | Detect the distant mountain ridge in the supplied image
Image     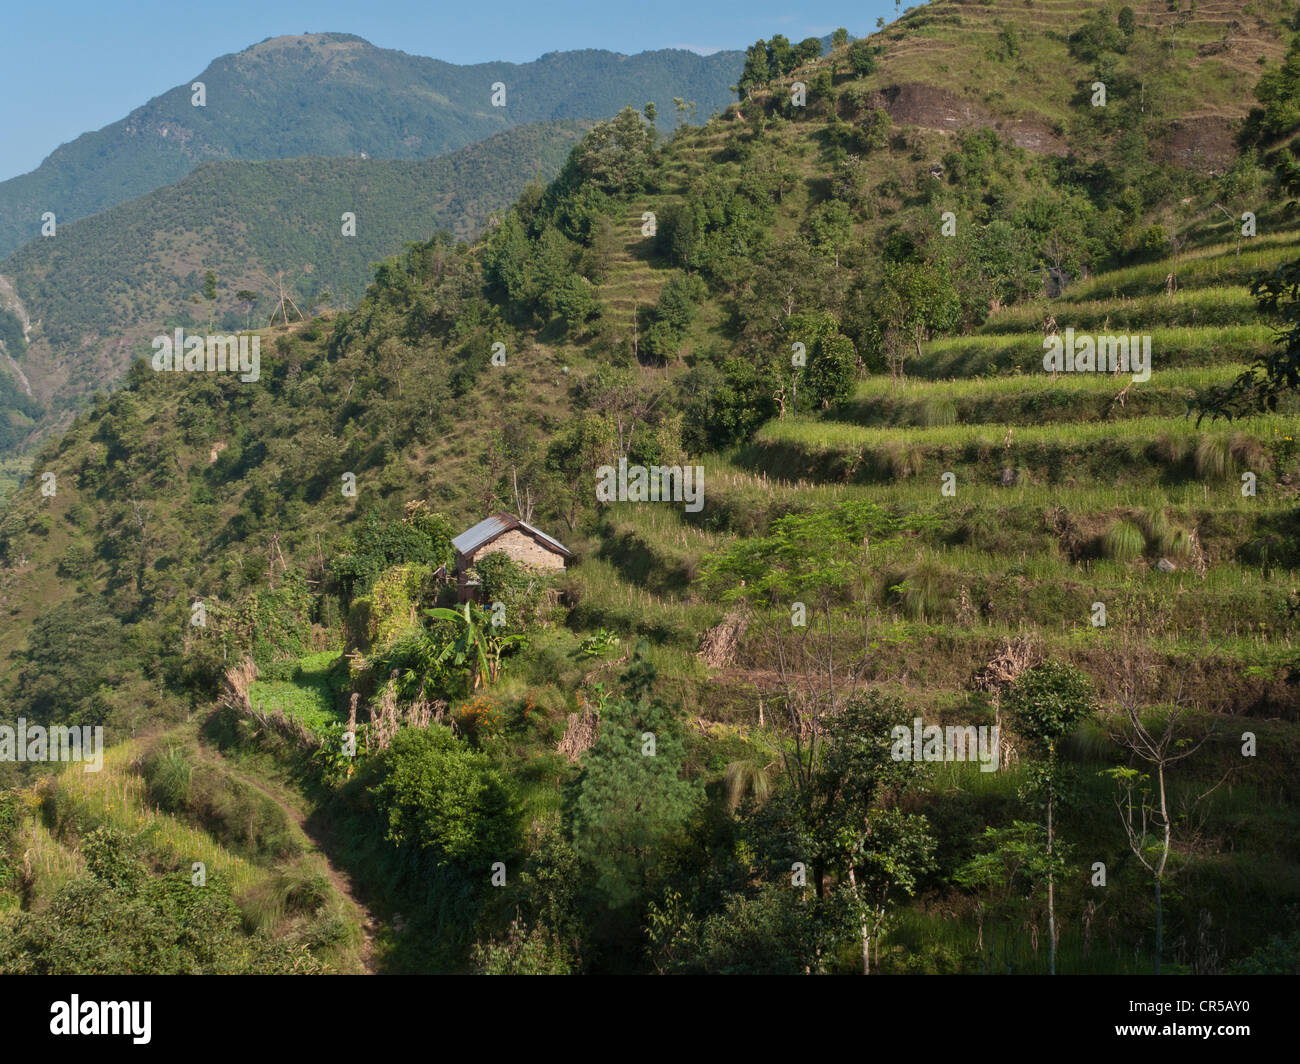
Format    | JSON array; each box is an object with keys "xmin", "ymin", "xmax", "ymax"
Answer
[
  {"xmin": 0, "ymin": 120, "xmax": 591, "ymax": 449},
  {"xmin": 0, "ymin": 32, "xmax": 743, "ymax": 259}
]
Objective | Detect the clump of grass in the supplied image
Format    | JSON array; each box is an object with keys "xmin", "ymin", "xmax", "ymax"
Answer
[
  {"xmin": 1102, "ymin": 520, "xmax": 1146, "ymax": 562},
  {"xmin": 882, "ymin": 441, "xmax": 926, "ymax": 478},
  {"xmin": 1135, "ymin": 508, "xmax": 1176, "ymax": 554},
  {"xmin": 723, "ymin": 759, "xmax": 775, "ymax": 812},
  {"xmin": 240, "ymin": 856, "xmax": 333, "ymax": 932},
  {"xmin": 1152, "ymin": 434, "xmax": 1191, "ymax": 466},
  {"xmin": 917, "ymin": 399, "xmax": 958, "ymax": 427},
  {"xmin": 1195, "ymin": 435, "xmax": 1237, "ymax": 480},
  {"xmin": 887, "ymin": 557, "xmax": 951, "ymax": 621},
  {"xmin": 1229, "ymin": 432, "xmax": 1266, "ymax": 473},
  {"xmin": 140, "ymin": 746, "xmax": 193, "ymax": 813},
  {"xmin": 957, "ymin": 509, "xmax": 999, "ymax": 548},
  {"xmin": 1168, "ymin": 527, "xmax": 1196, "ymax": 560}
]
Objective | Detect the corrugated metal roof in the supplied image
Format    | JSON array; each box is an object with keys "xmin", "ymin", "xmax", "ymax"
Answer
[
  {"xmin": 518, "ymin": 519, "xmax": 571, "ymax": 557},
  {"xmin": 452, "ymin": 514, "xmax": 513, "ymax": 555},
  {"xmin": 452, "ymin": 513, "xmax": 571, "ymax": 558}
]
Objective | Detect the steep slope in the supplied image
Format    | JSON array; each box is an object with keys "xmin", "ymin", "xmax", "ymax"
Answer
[
  {"xmin": 0, "ymin": 32, "xmax": 742, "ymax": 260},
  {"xmin": 0, "ymin": 120, "xmax": 589, "ymax": 448},
  {"xmin": 849, "ymin": 0, "xmax": 1290, "ymax": 166},
  {"xmin": 3, "ymin": 2, "xmax": 1299, "ymax": 974},
  {"xmin": 0, "ymin": 728, "xmax": 369, "ymax": 973},
  {"xmin": 3, "ymin": 0, "xmax": 1297, "ymax": 802}
]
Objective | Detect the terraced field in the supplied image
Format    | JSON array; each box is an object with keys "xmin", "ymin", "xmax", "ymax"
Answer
[
  {"xmin": 5, "ymin": 1, "xmax": 1298, "ymax": 976},
  {"xmin": 588, "ymin": 234, "xmax": 1300, "ymax": 731},
  {"xmin": 592, "ymin": 207, "xmax": 670, "ymax": 339}
]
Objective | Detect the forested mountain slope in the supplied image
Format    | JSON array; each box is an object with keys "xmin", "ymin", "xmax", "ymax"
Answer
[
  {"xmin": 0, "ymin": 120, "xmax": 590, "ymax": 450},
  {"xmin": 2, "ymin": 1, "xmax": 1299, "ymax": 975},
  {"xmin": 0, "ymin": 32, "xmax": 743, "ymax": 259}
]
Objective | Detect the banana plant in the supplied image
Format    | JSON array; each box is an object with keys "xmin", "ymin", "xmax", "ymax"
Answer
[{"xmin": 424, "ymin": 602, "xmax": 525, "ymax": 690}]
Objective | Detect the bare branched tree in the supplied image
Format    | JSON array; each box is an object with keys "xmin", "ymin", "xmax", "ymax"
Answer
[{"xmin": 1104, "ymin": 633, "xmax": 1231, "ymax": 974}]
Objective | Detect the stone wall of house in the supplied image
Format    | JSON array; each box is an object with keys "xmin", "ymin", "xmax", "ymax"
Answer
[{"xmin": 470, "ymin": 529, "xmax": 566, "ymax": 571}]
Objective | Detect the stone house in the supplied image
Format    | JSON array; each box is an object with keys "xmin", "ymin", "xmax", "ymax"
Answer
[{"xmin": 450, "ymin": 512, "xmax": 571, "ymax": 602}]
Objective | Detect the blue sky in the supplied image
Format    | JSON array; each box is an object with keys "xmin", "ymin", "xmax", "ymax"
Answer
[{"xmin": 0, "ymin": 0, "xmax": 901, "ymax": 181}]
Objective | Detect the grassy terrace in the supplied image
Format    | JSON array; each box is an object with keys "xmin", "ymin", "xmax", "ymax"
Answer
[
  {"xmin": 586, "ymin": 460, "xmax": 1297, "ymax": 712},
  {"xmin": 980, "ymin": 286, "xmax": 1264, "ymax": 333},
  {"xmin": 45, "ymin": 739, "xmax": 265, "ymax": 898},
  {"xmin": 742, "ymin": 412, "xmax": 1297, "ymax": 488},
  {"xmin": 754, "ymin": 411, "xmax": 1296, "ymax": 448},
  {"xmin": 1057, "ymin": 235, "xmax": 1300, "ymax": 303},
  {"xmin": 671, "ymin": 457, "xmax": 1296, "ymax": 551},
  {"xmin": 913, "ymin": 324, "xmax": 1276, "ymax": 377},
  {"xmin": 835, "ymin": 364, "xmax": 1264, "ymax": 425}
]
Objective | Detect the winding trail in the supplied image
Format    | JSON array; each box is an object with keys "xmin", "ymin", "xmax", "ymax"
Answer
[{"xmin": 194, "ymin": 743, "xmax": 379, "ymax": 973}]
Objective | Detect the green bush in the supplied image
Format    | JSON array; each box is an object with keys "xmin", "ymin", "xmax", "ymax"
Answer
[
  {"xmin": 0, "ymin": 827, "xmax": 322, "ymax": 974},
  {"xmin": 369, "ymin": 564, "xmax": 434, "ymax": 650},
  {"xmin": 1227, "ymin": 929, "xmax": 1300, "ymax": 974},
  {"xmin": 330, "ymin": 511, "xmax": 451, "ymax": 602},
  {"xmin": 847, "ymin": 39, "xmax": 878, "ymax": 76},
  {"xmin": 806, "ymin": 334, "xmax": 858, "ymax": 409},
  {"xmin": 370, "ymin": 726, "xmax": 516, "ymax": 867}
]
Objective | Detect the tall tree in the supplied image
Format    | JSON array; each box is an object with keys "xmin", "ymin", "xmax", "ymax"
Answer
[
  {"xmin": 235, "ymin": 289, "xmax": 259, "ymax": 329},
  {"xmin": 874, "ymin": 259, "xmax": 960, "ymax": 388},
  {"xmin": 795, "ymin": 37, "xmax": 824, "ymax": 65},
  {"xmin": 570, "ymin": 107, "xmax": 655, "ymax": 195},
  {"xmin": 739, "ymin": 40, "xmax": 773, "ymax": 98},
  {"xmin": 767, "ymin": 35, "xmax": 796, "ymax": 77}
]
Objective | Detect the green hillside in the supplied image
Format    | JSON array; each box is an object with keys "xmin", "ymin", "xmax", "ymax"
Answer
[
  {"xmin": 3, "ymin": 0, "xmax": 1300, "ymax": 975},
  {"xmin": 0, "ymin": 120, "xmax": 590, "ymax": 449},
  {"xmin": 0, "ymin": 32, "xmax": 743, "ymax": 260},
  {"xmin": 0, "ymin": 727, "xmax": 371, "ymax": 973}
]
